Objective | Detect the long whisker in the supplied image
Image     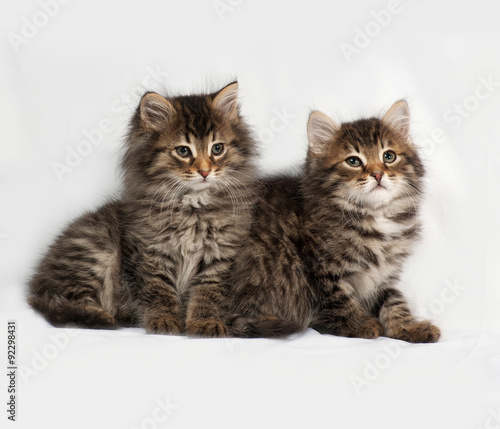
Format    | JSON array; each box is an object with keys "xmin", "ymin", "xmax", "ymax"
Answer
[
  {"xmin": 217, "ymin": 176, "xmax": 249, "ymax": 219},
  {"xmin": 164, "ymin": 181, "xmax": 188, "ymax": 222},
  {"xmin": 217, "ymin": 178, "xmax": 238, "ymax": 218}
]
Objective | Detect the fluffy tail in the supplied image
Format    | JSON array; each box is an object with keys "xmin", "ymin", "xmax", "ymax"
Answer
[
  {"xmin": 28, "ymin": 294, "xmax": 118, "ymax": 329},
  {"xmin": 229, "ymin": 316, "xmax": 303, "ymax": 339}
]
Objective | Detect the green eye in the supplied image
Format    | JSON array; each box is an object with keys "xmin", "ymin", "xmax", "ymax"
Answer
[
  {"xmin": 383, "ymin": 150, "xmax": 397, "ymax": 163},
  {"xmin": 176, "ymin": 146, "xmax": 191, "ymax": 158},
  {"xmin": 212, "ymin": 143, "xmax": 225, "ymax": 156},
  {"xmin": 346, "ymin": 156, "xmax": 362, "ymax": 167}
]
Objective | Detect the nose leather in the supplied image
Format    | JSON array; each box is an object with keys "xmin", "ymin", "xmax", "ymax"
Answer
[{"xmin": 371, "ymin": 172, "xmax": 384, "ymax": 183}]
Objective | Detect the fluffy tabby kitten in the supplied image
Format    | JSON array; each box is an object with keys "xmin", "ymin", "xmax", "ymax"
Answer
[
  {"xmin": 229, "ymin": 101, "xmax": 440, "ymax": 343},
  {"xmin": 29, "ymin": 81, "xmax": 257, "ymax": 337}
]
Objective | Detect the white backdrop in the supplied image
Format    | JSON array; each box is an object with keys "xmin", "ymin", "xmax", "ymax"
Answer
[{"xmin": 1, "ymin": 1, "xmax": 499, "ymax": 428}]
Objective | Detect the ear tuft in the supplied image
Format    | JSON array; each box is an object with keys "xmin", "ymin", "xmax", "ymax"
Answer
[
  {"xmin": 307, "ymin": 111, "xmax": 340, "ymax": 154},
  {"xmin": 212, "ymin": 81, "xmax": 239, "ymax": 120},
  {"xmin": 383, "ymin": 100, "xmax": 410, "ymax": 139},
  {"xmin": 140, "ymin": 93, "xmax": 176, "ymax": 132}
]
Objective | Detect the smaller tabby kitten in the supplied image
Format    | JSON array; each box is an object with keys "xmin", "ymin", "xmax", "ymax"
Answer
[
  {"xmin": 29, "ymin": 82, "xmax": 257, "ymax": 337},
  {"xmin": 229, "ymin": 101, "xmax": 441, "ymax": 343}
]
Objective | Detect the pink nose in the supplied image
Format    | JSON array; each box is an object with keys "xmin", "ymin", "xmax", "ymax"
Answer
[
  {"xmin": 199, "ymin": 170, "xmax": 210, "ymax": 178},
  {"xmin": 371, "ymin": 172, "xmax": 384, "ymax": 183}
]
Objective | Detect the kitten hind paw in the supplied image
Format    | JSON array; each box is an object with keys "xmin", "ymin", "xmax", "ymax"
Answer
[
  {"xmin": 82, "ymin": 304, "xmax": 118, "ymax": 328},
  {"xmin": 146, "ymin": 316, "xmax": 182, "ymax": 335},
  {"xmin": 387, "ymin": 320, "xmax": 441, "ymax": 343},
  {"xmin": 186, "ymin": 319, "xmax": 228, "ymax": 338}
]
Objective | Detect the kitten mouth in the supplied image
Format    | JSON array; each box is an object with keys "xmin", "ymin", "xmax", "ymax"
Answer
[
  {"xmin": 371, "ymin": 183, "xmax": 386, "ymax": 191},
  {"xmin": 191, "ymin": 177, "xmax": 214, "ymax": 189}
]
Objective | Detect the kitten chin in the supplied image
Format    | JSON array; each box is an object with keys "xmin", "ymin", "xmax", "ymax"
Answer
[
  {"xmin": 360, "ymin": 179, "xmax": 398, "ymax": 207},
  {"xmin": 188, "ymin": 178, "xmax": 213, "ymax": 191}
]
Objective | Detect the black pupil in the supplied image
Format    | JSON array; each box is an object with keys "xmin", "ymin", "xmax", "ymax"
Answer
[
  {"xmin": 213, "ymin": 144, "xmax": 222, "ymax": 154},
  {"xmin": 177, "ymin": 146, "xmax": 190, "ymax": 156},
  {"xmin": 385, "ymin": 152, "xmax": 393, "ymax": 160},
  {"xmin": 350, "ymin": 157, "xmax": 359, "ymax": 165}
]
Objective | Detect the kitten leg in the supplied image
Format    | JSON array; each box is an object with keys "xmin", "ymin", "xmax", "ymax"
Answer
[
  {"xmin": 28, "ymin": 295, "xmax": 118, "ymax": 329},
  {"xmin": 313, "ymin": 277, "xmax": 383, "ymax": 339},
  {"xmin": 140, "ymin": 276, "xmax": 182, "ymax": 335},
  {"xmin": 29, "ymin": 204, "xmax": 121, "ymax": 329},
  {"xmin": 185, "ymin": 282, "xmax": 229, "ymax": 338},
  {"xmin": 230, "ymin": 315, "xmax": 303, "ymax": 338},
  {"xmin": 374, "ymin": 287, "xmax": 440, "ymax": 343}
]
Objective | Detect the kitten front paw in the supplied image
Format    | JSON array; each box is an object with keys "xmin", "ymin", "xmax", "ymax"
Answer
[
  {"xmin": 186, "ymin": 319, "xmax": 228, "ymax": 338},
  {"xmin": 146, "ymin": 316, "xmax": 182, "ymax": 335},
  {"xmin": 388, "ymin": 320, "xmax": 441, "ymax": 343},
  {"xmin": 348, "ymin": 318, "xmax": 384, "ymax": 339}
]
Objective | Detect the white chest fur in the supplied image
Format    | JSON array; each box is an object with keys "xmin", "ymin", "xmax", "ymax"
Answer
[
  {"xmin": 173, "ymin": 216, "xmax": 212, "ymax": 294},
  {"xmin": 372, "ymin": 214, "xmax": 407, "ymax": 236},
  {"xmin": 348, "ymin": 212, "xmax": 418, "ymax": 300},
  {"xmin": 182, "ymin": 190, "xmax": 211, "ymax": 209},
  {"xmin": 172, "ymin": 190, "xmax": 234, "ymax": 294},
  {"xmin": 349, "ymin": 259, "xmax": 398, "ymax": 300}
]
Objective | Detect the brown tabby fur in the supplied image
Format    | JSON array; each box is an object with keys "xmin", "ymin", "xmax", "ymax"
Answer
[
  {"xmin": 228, "ymin": 101, "xmax": 441, "ymax": 343},
  {"xmin": 28, "ymin": 82, "xmax": 258, "ymax": 337}
]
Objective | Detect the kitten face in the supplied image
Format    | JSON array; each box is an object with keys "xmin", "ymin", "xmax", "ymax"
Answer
[
  {"xmin": 124, "ymin": 82, "xmax": 255, "ymax": 196},
  {"xmin": 307, "ymin": 101, "xmax": 424, "ymax": 208},
  {"xmin": 147, "ymin": 105, "xmax": 245, "ymax": 192},
  {"xmin": 167, "ymin": 137, "xmax": 232, "ymax": 190}
]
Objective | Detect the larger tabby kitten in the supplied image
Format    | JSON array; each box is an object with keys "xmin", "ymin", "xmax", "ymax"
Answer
[
  {"xmin": 229, "ymin": 101, "xmax": 440, "ymax": 343},
  {"xmin": 29, "ymin": 82, "xmax": 257, "ymax": 337}
]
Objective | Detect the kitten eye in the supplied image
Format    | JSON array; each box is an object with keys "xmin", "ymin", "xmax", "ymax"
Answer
[
  {"xmin": 346, "ymin": 156, "xmax": 362, "ymax": 167},
  {"xmin": 176, "ymin": 146, "xmax": 191, "ymax": 158},
  {"xmin": 211, "ymin": 143, "xmax": 225, "ymax": 156},
  {"xmin": 383, "ymin": 150, "xmax": 397, "ymax": 163}
]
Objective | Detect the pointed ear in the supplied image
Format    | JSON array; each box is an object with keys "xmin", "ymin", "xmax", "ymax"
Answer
[
  {"xmin": 383, "ymin": 100, "xmax": 410, "ymax": 139},
  {"xmin": 212, "ymin": 81, "xmax": 239, "ymax": 120},
  {"xmin": 140, "ymin": 92, "xmax": 176, "ymax": 132},
  {"xmin": 307, "ymin": 110, "xmax": 340, "ymax": 154}
]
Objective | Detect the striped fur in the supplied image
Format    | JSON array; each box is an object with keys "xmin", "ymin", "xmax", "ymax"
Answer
[
  {"xmin": 29, "ymin": 82, "xmax": 258, "ymax": 337},
  {"xmin": 228, "ymin": 101, "xmax": 440, "ymax": 343}
]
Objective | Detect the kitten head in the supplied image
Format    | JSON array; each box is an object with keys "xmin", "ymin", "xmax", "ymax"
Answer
[
  {"xmin": 123, "ymin": 82, "xmax": 256, "ymax": 198},
  {"xmin": 306, "ymin": 101, "xmax": 424, "ymax": 209}
]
